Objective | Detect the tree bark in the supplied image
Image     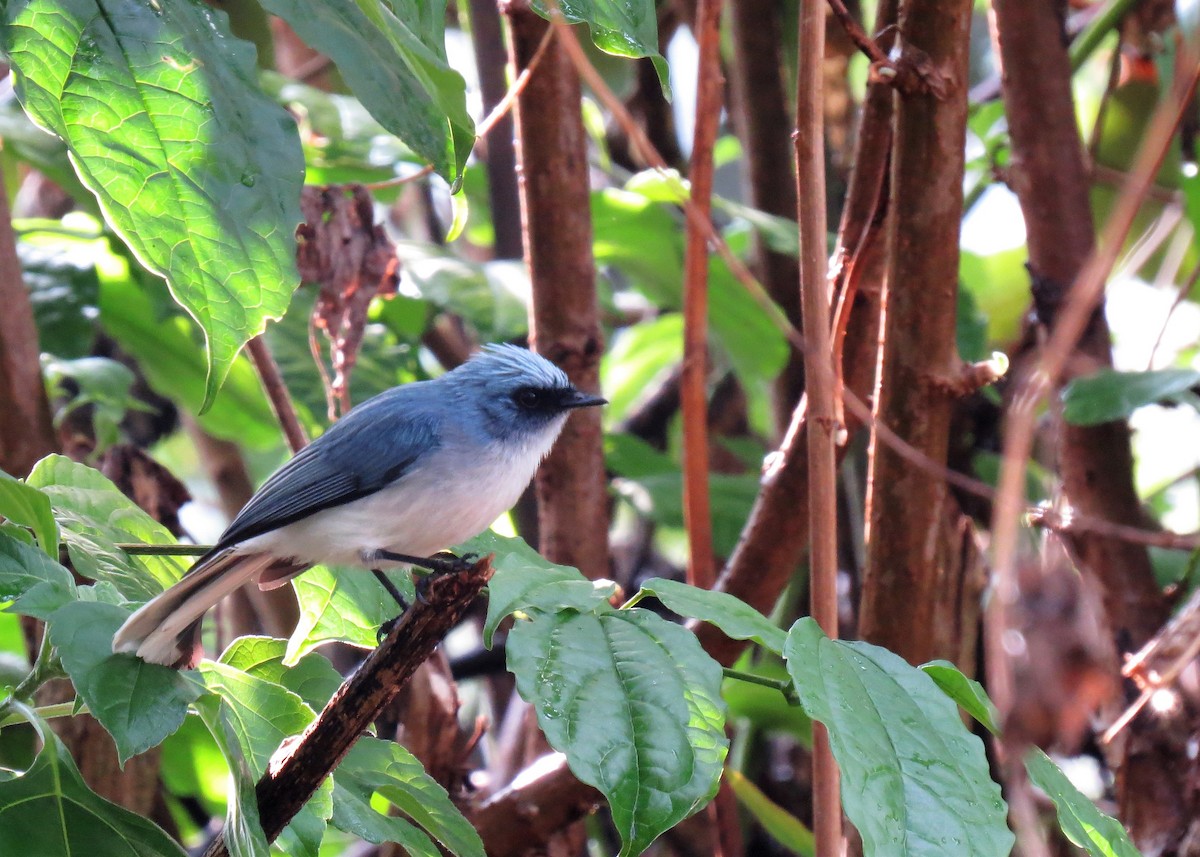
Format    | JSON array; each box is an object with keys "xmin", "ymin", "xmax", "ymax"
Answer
[
  {"xmin": 0, "ymin": 179, "xmax": 56, "ymax": 477},
  {"xmin": 507, "ymin": 9, "xmax": 609, "ymax": 581},
  {"xmin": 990, "ymin": 0, "xmax": 1177, "ymax": 848},
  {"xmin": 858, "ymin": 0, "xmax": 975, "ymax": 665}
]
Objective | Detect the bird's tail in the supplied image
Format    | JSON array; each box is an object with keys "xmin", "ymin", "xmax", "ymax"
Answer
[{"xmin": 112, "ymin": 550, "xmax": 277, "ymax": 667}]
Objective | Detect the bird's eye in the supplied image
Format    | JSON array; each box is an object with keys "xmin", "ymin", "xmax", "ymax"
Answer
[{"xmin": 515, "ymin": 388, "xmax": 541, "ymax": 409}]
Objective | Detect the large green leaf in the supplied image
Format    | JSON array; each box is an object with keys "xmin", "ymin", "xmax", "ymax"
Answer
[
  {"xmin": 633, "ymin": 578, "xmax": 787, "ymax": 654},
  {"xmin": 784, "ymin": 619, "xmax": 1013, "ymax": 857},
  {"xmin": 50, "ymin": 601, "xmax": 198, "ymax": 763},
  {"xmin": 197, "ymin": 659, "xmax": 332, "ymax": 856},
  {"xmin": 1025, "ymin": 748, "xmax": 1142, "ymax": 857},
  {"xmin": 218, "ymin": 636, "xmax": 342, "ymax": 710},
  {"xmin": 26, "ymin": 455, "xmax": 187, "ymax": 601},
  {"xmin": 531, "ymin": 0, "xmax": 669, "ymax": 93},
  {"xmin": 285, "ymin": 565, "xmax": 412, "ymax": 664},
  {"xmin": 259, "ymin": 0, "xmax": 472, "ymax": 181},
  {"xmin": 508, "ymin": 607, "xmax": 728, "ymax": 856},
  {"xmin": 331, "ymin": 736, "xmax": 484, "ymax": 857},
  {"xmin": 0, "ymin": 470, "xmax": 57, "ymax": 554},
  {"xmin": 601, "ymin": 315, "xmax": 684, "ymax": 426},
  {"xmin": 2, "ymin": 0, "xmax": 304, "ymax": 407},
  {"xmin": 0, "ymin": 704, "xmax": 187, "ymax": 856},
  {"xmin": 195, "ymin": 698, "xmax": 271, "ymax": 857},
  {"xmin": 920, "ymin": 660, "xmax": 1000, "ymax": 735},
  {"xmin": 0, "ymin": 530, "xmax": 76, "ymax": 620},
  {"xmin": 1062, "ymin": 368, "xmax": 1200, "ymax": 425},
  {"xmin": 473, "ymin": 531, "xmax": 618, "ymax": 647}
]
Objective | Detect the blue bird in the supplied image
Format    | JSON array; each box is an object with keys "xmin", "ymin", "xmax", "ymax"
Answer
[{"xmin": 113, "ymin": 344, "xmax": 605, "ymax": 666}]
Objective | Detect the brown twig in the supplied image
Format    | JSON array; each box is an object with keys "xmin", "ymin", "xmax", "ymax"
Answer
[
  {"xmin": 679, "ymin": 0, "xmax": 723, "ymax": 590},
  {"xmin": 796, "ymin": 0, "xmax": 841, "ymax": 851},
  {"xmin": 201, "ymin": 556, "xmax": 495, "ymax": 857},
  {"xmin": 476, "ymin": 23, "xmax": 556, "ymax": 143},
  {"xmin": 362, "ymin": 163, "xmax": 435, "ymax": 192},
  {"xmin": 825, "ymin": 0, "xmax": 891, "ymax": 68},
  {"xmin": 246, "ymin": 336, "xmax": 308, "ymax": 454}
]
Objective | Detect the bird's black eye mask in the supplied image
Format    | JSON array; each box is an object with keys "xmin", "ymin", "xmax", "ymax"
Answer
[
  {"xmin": 511, "ymin": 385, "xmax": 569, "ymax": 412},
  {"xmin": 511, "ymin": 384, "xmax": 604, "ymax": 413}
]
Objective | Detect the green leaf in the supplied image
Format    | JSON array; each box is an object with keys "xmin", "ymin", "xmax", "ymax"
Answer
[
  {"xmin": 472, "ymin": 531, "xmax": 617, "ymax": 647},
  {"xmin": 196, "ymin": 660, "xmax": 315, "ymax": 774},
  {"xmin": 195, "ymin": 698, "xmax": 271, "ymax": 857},
  {"xmin": 1025, "ymin": 748, "xmax": 1142, "ymax": 857},
  {"xmin": 2, "ymin": 0, "xmax": 304, "ymax": 407},
  {"xmin": 218, "ymin": 636, "xmax": 342, "ymax": 710},
  {"xmin": 50, "ymin": 601, "xmax": 198, "ymax": 763},
  {"xmin": 601, "ymin": 315, "xmax": 683, "ymax": 426},
  {"xmin": 0, "ymin": 469, "xmax": 57, "ymax": 555},
  {"xmin": 17, "ymin": 240, "xmax": 100, "ymax": 359},
  {"xmin": 633, "ymin": 578, "xmax": 787, "ymax": 654},
  {"xmin": 508, "ymin": 607, "xmax": 728, "ymax": 856},
  {"xmin": 531, "ymin": 0, "xmax": 669, "ymax": 95},
  {"xmin": 1062, "ymin": 368, "xmax": 1200, "ymax": 425},
  {"xmin": 331, "ymin": 736, "xmax": 484, "ymax": 857},
  {"xmin": 0, "ymin": 704, "xmax": 187, "ymax": 856},
  {"xmin": 286, "ymin": 565, "xmax": 413, "ymax": 664},
  {"xmin": 0, "ymin": 531, "xmax": 76, "ymax": 620},
  {"xmin": 98, "ymin": 270, "xmax": 285, "ymax": 450},
  {"xmin": 726, "ymin": 768, "xmax": 814, "ymax": 857},
  {"xmin": 783, "ymin": 618, "xmax": 1013, "ymax": 857},
  {"xmin": 197, "ymin": 659, "xmax": 332, "ymax": 856},
  {"xmin": 259, "ymin": 0, "xmax": 471, "ymax": 180},
  {"xmin": 42, "ymin": 356, "xmax": 141, "ymax": 449},
  {"xmin": 26, "ymin": 454, "xmax": 187, "ymax": 601},
  {"xmin": 612, "ymin": 470, "xmax": 760, "ymax": 557},
  {"xmin": 394, "ymin": 240, "xmax": 530, "ymax": 341},
  {"xmin": 920, "ymin": 660, "xmax": 1000, "ymax": 735}
]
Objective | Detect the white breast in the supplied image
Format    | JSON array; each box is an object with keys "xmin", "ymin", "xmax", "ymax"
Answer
[{"xmin": 241, "ymin": 417, "xmax": 566, "ymax": 568}]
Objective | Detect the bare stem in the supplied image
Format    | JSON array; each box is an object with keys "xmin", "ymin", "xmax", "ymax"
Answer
[{"xmin": 246, "ymin": 335, "xmax": 308, "ymax": 454}]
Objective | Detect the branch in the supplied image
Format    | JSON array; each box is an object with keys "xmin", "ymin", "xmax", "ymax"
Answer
[
  {"xmin": 858, "ymin": 0, "xmax": 975, "ymax": 665},
  {"xmin": 796, "ymin": 0, "xmax": 841, "ymax": 851},
  {"xmin": 471, "ymin": 754, "xmax": 602, "ymax": 856},
  {"xmin": 246, "ymin": 335, "xmax": 308, "ymax": 454},
  {"xmin": 679, "ymin": 0, "xmax": 723, "ymax": 588},
  {"xmin": 201, "ymin": 556, "xmax": 495, "ymax": 857}
]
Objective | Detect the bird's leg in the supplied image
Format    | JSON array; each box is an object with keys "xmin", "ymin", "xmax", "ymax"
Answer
[
  {"xmin": 373, "ymin": 569, "xmax": 410, "ymax": 643},
  {"xmin": 366, "ymin": 550, "xmax": 478, "ymax": 643},
  {"xmin": 369, "ymin": 549, "xmax": 477, "ymax": 575}
]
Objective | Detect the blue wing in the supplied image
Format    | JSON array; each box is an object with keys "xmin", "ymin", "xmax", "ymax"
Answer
[{"xmin": 214, "ymin": 385, "xmax": 441, "ymax": 550}]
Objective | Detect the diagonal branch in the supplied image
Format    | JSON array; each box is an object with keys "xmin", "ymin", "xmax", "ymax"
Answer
[{"xmin": 201, "ymin": 556, "xmax": 495, "ymax": 857}]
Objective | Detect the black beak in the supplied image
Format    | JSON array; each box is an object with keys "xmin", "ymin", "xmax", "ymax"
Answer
[{"xmin": 563, "ymin": 389, "xmax": 607, "ymax": 409}]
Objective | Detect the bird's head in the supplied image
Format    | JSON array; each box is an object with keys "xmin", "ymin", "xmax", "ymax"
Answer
[{"xmin": 447, "ymin": 344, "xmax": 606, "ymax": 442}]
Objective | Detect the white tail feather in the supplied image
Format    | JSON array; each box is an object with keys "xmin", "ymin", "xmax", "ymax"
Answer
[{"xmin": 112, "ymin": 551, "xmax": 274, "ymax": 666}]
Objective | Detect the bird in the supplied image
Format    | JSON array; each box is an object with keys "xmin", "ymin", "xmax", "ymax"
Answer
[{"xmin": 112, "ymin": 343, "xmax": 605, "ymax": 667}]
